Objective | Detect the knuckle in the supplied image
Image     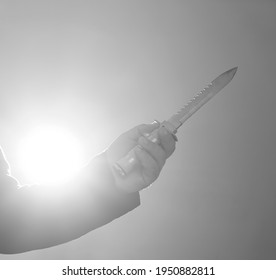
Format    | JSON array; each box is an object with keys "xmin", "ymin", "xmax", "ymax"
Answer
[
  {"xmin": 166, "ymin": 144, "xmax": 175, "ymax": 158},
  {"xmin": 171, "ymin": 141, "xmax": 176, "ymax": 153},
  {"xmin": 164, "ymin": 137, "xmax": 176, "ymax": 156},
  {"xmin": 159, "ymin": 149, "xmax": 167, "ymax": 163},
  {"xmin": 152, "ymin": 164, "xmax": 161, "ymax": 180}
]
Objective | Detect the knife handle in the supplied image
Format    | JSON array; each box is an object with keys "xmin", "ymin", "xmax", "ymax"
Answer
[{"xmin": 113, "ymin": 121, "xmax": 177, "ymax": 177}]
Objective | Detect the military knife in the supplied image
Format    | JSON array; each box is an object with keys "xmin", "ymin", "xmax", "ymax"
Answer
[{"xmin": 113, "ymin": 67, "xmax": 238, "ymax": 177}]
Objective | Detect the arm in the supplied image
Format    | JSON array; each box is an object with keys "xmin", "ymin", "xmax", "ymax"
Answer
[
  {"xmin": 0, "ymin": 150, "xmax": 140, "ymax": 254},
  {"xmin": 0, "ymin": 121, "xmax": 176, "ymax": 254}
]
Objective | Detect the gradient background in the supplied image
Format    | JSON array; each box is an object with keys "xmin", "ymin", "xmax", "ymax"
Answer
[{"xmin": 0, "ymin": 0, "xmax": 276, "ymax": 259}]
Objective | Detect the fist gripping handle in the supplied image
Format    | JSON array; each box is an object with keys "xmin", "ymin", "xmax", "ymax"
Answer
[{"xmin": 113, "ymin": 121, "xmax": 177, "ymax": 177}]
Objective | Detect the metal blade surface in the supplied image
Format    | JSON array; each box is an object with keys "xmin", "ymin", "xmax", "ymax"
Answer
[{"xmin": 167, "ymin": 67, "xmax": 238, "ymax": 133}]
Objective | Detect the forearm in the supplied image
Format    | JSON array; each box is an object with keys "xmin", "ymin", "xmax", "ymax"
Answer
[{"xmin": 0, "ymin": 152, "xmax": 140, "ymax": 254}]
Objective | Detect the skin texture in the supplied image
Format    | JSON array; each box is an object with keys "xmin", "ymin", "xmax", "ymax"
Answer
[{"xmin": 106, "ymin": 122, "xmax": 176, "ymax": 193}]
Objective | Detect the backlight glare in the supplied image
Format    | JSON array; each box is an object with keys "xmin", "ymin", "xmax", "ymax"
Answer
[{"xmin": 17, "ymin": 126, "xmax": 85, "ymax": 185}]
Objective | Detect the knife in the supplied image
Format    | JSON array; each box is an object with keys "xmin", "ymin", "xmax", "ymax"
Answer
[{"xmin": 113, "ymin": 67, "xmax": 238, "ymax": 177}]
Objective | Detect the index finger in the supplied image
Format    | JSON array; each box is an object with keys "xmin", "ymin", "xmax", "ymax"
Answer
[{"xmin": 124, "ymin": 121, "xmax": 160, "ymax": 141}]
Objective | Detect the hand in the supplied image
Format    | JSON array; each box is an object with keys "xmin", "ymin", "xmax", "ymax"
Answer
[{"xmin": 106, "ymin": 121, "xmax": 176, "ymax": 193}]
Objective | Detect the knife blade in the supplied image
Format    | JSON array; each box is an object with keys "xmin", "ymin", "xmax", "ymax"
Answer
[{"xmin": 113, "ymin": 67, "xmax": 238, "ymax": 177}]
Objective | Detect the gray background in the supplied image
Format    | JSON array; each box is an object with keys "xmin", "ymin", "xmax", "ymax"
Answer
[{"xmin": 0, "ymin": 0, "xmax": 276, "ymax": 259}]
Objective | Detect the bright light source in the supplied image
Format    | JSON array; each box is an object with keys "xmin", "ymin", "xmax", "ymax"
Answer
[{"xmin": 17, "ymin": 126, "xmax": 85, "ymax": 185}]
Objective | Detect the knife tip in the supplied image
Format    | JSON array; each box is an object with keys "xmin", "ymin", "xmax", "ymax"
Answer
[
  {"xmin": 228, "ymin": 65, "xmax": 238, "ymax": 72},
  {"xmin": 224, "ymin": 66, "xmax": 238, "ymax": 81},
  {"xmin": 229, "ymin": 66, "xmax": 238, "ymax": 75}
]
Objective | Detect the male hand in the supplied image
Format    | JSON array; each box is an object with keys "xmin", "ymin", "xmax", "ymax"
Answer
[{"xmin": 106, "ymin": 121, "xmax": 176, "ymax": 193}]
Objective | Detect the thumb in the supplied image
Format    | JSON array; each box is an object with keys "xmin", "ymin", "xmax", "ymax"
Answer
[{"xmin": 126, "ymin": 120, "xmax": 160, "ymax": 141}]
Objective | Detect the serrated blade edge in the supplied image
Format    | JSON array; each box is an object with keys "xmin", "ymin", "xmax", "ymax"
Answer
[{"xmin": 167, "ymin": 67, "xmax": 238, "ymax": 132}]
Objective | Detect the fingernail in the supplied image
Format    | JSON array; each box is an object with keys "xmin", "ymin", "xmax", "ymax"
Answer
[
  {"xmin": 113, "ymin": 163, "xmax": 126, "ymax": 177},
  {"xmin": 149, "ymin": 135, "xmax": 159, "ymax": 143},
  {"xmin": 172, "ymin": 134, "xmax": 178, "ymax": 142},
  {"xmin": 151, "ymin": 120, "xmax": 160, "ymax": 126},
  {"xmin": 113, "ymin": 150, "xmax": 137, "ymax": 177},
  {"xmin": 143, "ymin": 132, "xmax": 150, "ymax": 138}
]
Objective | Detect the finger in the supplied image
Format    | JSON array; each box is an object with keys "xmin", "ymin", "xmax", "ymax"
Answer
[
  {"xmin": 137, "ymin": 135, "xmax": 166, "ymax": 170},
  {"xmin": 123, "ymin": 121, "xmax": 160, "ymax": 141},
  {"xmin": 134, "ymin": 145, "xmax": 160, "ymax": 185},
  {"xmin": 158, "ymin": 126, "xmax": 176, "ymax": 158},
  {"xmin": 107, "ymin": 121, "xmax": 160, "ymax": 161}
]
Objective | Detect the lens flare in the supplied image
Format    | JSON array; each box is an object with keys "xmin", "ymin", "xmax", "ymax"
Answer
[{"xmin": 17, "ymin": 126, "xmax": 84, "ymax": 185}]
